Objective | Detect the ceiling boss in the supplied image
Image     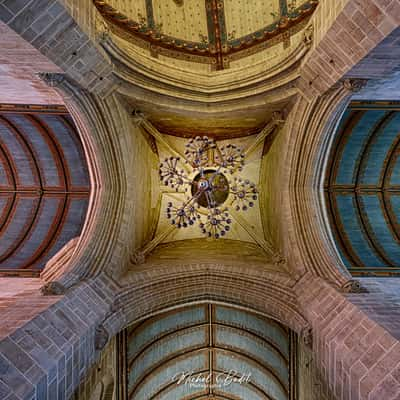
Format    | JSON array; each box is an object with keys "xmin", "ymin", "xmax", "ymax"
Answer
[{"xmin": 159, "ymin": 136, "xmax": 258, "ymax": 239}]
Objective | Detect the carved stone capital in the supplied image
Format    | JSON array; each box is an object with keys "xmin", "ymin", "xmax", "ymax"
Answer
[
  {"xmin": 131, "ymin": 251, "xmax": 146, "ymax": 265},
  {"xmin": 95, "ymin": 325, "xmax": 109, "ymax": 351},
  {"xmin": 303, "ymin": 24, "xmax": 313, "ymax": 47},
  {"xmin": 341, "ymin": 279, "xmax": 368, "ymax": 294},
  {"xmin": 37, "ymin": 72, "xmax": 66, "ymax": 88},
  {"xmin": 97, "ymin": 30, "xmax": 111, "ymax": 44},
  {"xmin": 41, "ymin": 281, "xmax": 66, "ymax": 296},
  {"xmin": 271, "ymin": 111, "xmax": 285, "ymax": 125},
  {"xmin": 300, "ymin": 326, "xmax": 313, "ymax": 348},
  {"xmin": 272, "ymin": 252, "xmax": 286, "ymax": 266},
  {"xmin": 131, "ymin": 110, "xmax": 145, "ymax": 126},
  {"xmin": 342, "ymin": 78, "xmax": 368, "ymax": 93}
]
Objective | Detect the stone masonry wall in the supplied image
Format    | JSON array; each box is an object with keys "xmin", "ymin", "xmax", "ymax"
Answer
[
  {"xmin": 0, "ymin": 21, "xmax": 63, "ymax": 105},
  {"xmin": 347, "ymin": 279, "xmax": 400, "ymax": 342},
  {"xmin": 0, "ymin": 278, "xmax": 59, "ymax": 342},
  {"xmin": 296, "ymin": 273, "xmax": 400, "ymax": 400},
  {"xmin": 0, "ymin": 0, "xmax": 116, "ymax": 97},
  {"xmin": 0, "ymin": 275, "xmax": 118, "ymax": 400},
  {"xmin": 299, "ymin": 0, "xmax": 400, "ymax": 98}
]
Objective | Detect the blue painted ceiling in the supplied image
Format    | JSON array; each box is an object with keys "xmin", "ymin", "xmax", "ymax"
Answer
[
  {"xmin": 325, "ymin": 102, "xmax": 400, "ymax": 277},
  {"xmin": 126, "ymin": 304, "xmax": 292, "ymax": 400},
  {"xmin": 0, "ymin": 106, "xmax": 90, "ymax": 276}
]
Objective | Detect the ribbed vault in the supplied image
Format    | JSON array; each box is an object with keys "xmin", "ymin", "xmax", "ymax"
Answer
[
  {"xmin": 125, "ymin": 304, "xmax": 294, "ymax": 400},
  {"xmin": 325, "ymin": 101, "xmax": 400, "ymax": 277},
  {"xmin": 0, "ymin": 105, "xmax": 90, "ymax": 276}
]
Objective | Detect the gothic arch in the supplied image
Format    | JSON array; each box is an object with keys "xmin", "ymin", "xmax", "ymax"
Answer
[
  {"xmin": 101, "ymin": 263, "xmax": 310, "ymax": 340},
  {"xmin": 279, "ymin": 82, "xmax": 357, "ymax": 287},
  {"xmin": 39, "ymin": 76, "xmax": 130, "ymax": 288}
]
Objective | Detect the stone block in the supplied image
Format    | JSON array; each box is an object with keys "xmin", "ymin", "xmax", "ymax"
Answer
[
  {"xmin": 48, "ymin": 2, "xmax": 64, "ymax": 18},
  {"xmin": 0, "ymin": 337, "xmax": 35, "ymax": 374},
  {"xmin": 9, "ymin": 0, "xmax": 52, "ymax": 34},
  {"xmin": 2, "ymin": 0, "xmax": 32, "ymax": 15},
  {"xmin": 0, "ymin": 4, "xmax": 13, "ymax": 23}
]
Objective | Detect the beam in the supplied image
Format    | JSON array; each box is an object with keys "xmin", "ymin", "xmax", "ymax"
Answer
[
  {"xmin": 244, "ymin": 113, "xmax": 284, "ymax": 158},
  {"xmin": 131, "ymin": 224, "xmax": 177, "ymax": 265}
]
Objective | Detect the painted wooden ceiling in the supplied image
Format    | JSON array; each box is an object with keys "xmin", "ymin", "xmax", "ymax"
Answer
[
  {"xmin": 0, "ymin": 105, "xmax": 90, "ymax": 276},
  {"xmin": 125, "ymin": 304, "xmax": 293, "ymax": 400},
  {"xmin": 94, "ymin": 0, "xmax": 318, "ymax": 69},
  {"xmin": 325, "ymin": 102, "xmax": 400, "ymax": 277}
]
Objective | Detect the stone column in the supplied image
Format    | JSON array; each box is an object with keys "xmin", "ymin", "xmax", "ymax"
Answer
[
  {"xmin": 296, "ymin": 273, "xmax": 400, "ymax": 400},
  {"xmin": 0, "ymin": 275, "xmax": 118, "ymax": 400}
]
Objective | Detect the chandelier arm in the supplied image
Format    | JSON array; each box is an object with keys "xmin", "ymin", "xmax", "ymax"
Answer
[
  {"xmin": 209, "ymin": 165, "xmax": 222, "ymax": 185},
  {"xmin": 204, "ymin": 190, "xmax": 215, "ymax": 209},
  {"xmin": 178, "ymin": 175, "xmax": 192, "ymax": 184},
  {"xmin": 168, "ymin": 166, "xmax": 190, "ymax": 181},
  {"xmin": 181, "ymin": 193, "xmax": 199, "ymax": 208},
  {"xmin": 214, "ymin": 145, "xmax": 225, "ymax": 166}
]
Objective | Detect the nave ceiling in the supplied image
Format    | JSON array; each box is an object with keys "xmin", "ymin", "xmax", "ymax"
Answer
[
  {"xmin": 325, "ymin": 101, "xmax": 400, "ymax": 277},
  {"xmin": 0, "ymin": 105, "xmax": 90, "ymax": 276},
  {"xmin": 123, "ymin": 304, "xmax": 294, "ymax": 400}
]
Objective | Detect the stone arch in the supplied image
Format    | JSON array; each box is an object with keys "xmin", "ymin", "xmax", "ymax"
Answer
[
  {"xmin": 101, "ymin": 263, "xmax": 310, "ymax": 340},
  {"xmin": 324, "ymin": 104, "xmax": 400, "ymax": 276},
  {"xmin": 39, "ymin": 76, "xmax": 129, "ymax": 288},
  {"xmin": 278, "ymin": 81, "xmax": 356, "ymax": 287},
  {"xmin": 279, "ymin": 1, "xmax": 400, "ymax": 287},
  {"xmin": 282, "ymin": 26, "xmax": 400, "ymax": 285}
]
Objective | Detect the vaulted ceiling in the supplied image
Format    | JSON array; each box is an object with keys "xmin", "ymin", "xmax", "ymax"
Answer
[
  {"xmin": 153, "ymin": 133, "xmax": 268, "ymax": 249},
  {"xmin": 0, "ymin": 105, "xmax": 90, "ymax": 276},
  {"xmin": 325, "ymin": 102, "xmax": 400, "ymax": 277},
  {"xmin": 125, "ymin": 304, "xmax": 293, "ymax": 400},
  {"xmin": 98, "ymin": 0, "xmax": 317, "ymax": 138}
]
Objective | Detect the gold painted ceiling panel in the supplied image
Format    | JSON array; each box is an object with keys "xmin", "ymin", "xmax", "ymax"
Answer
[
  {"xmin": 152, "ymin": 0, "xmax": 209, "ymax": 43},
  {"xmin": 224, "ymin": 0, "xmax": 279, "ymax": 39},
  {"xmin": 107, "ymin": 0, "xmax": 148, "ymax": 25}
]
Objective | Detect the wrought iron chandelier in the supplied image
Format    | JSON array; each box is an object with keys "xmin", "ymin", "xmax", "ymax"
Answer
[{"xmin": 159, "ymin": 136, "xmax": 258, "ymax": 238}]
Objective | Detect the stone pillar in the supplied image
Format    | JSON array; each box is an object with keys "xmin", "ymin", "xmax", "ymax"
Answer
[
  {"xmin": 0, "ymin": 275, "xmax": 117, "ymax": 400},
  {"xmin": 297, "ymin": 336, "xmax": 336, "ymax": 400},
  {"xmin": 296, "ymin": 273, "xmax": 400, "ymax": 400},
  {"xmin": 0, "ymin": 0, "xmax": 117, "ymax": 97}
]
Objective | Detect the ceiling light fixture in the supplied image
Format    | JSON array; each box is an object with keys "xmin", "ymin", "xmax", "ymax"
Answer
[{"xmin": 159, "ymin": 136, "xmax": 258, "ymax": 238}]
